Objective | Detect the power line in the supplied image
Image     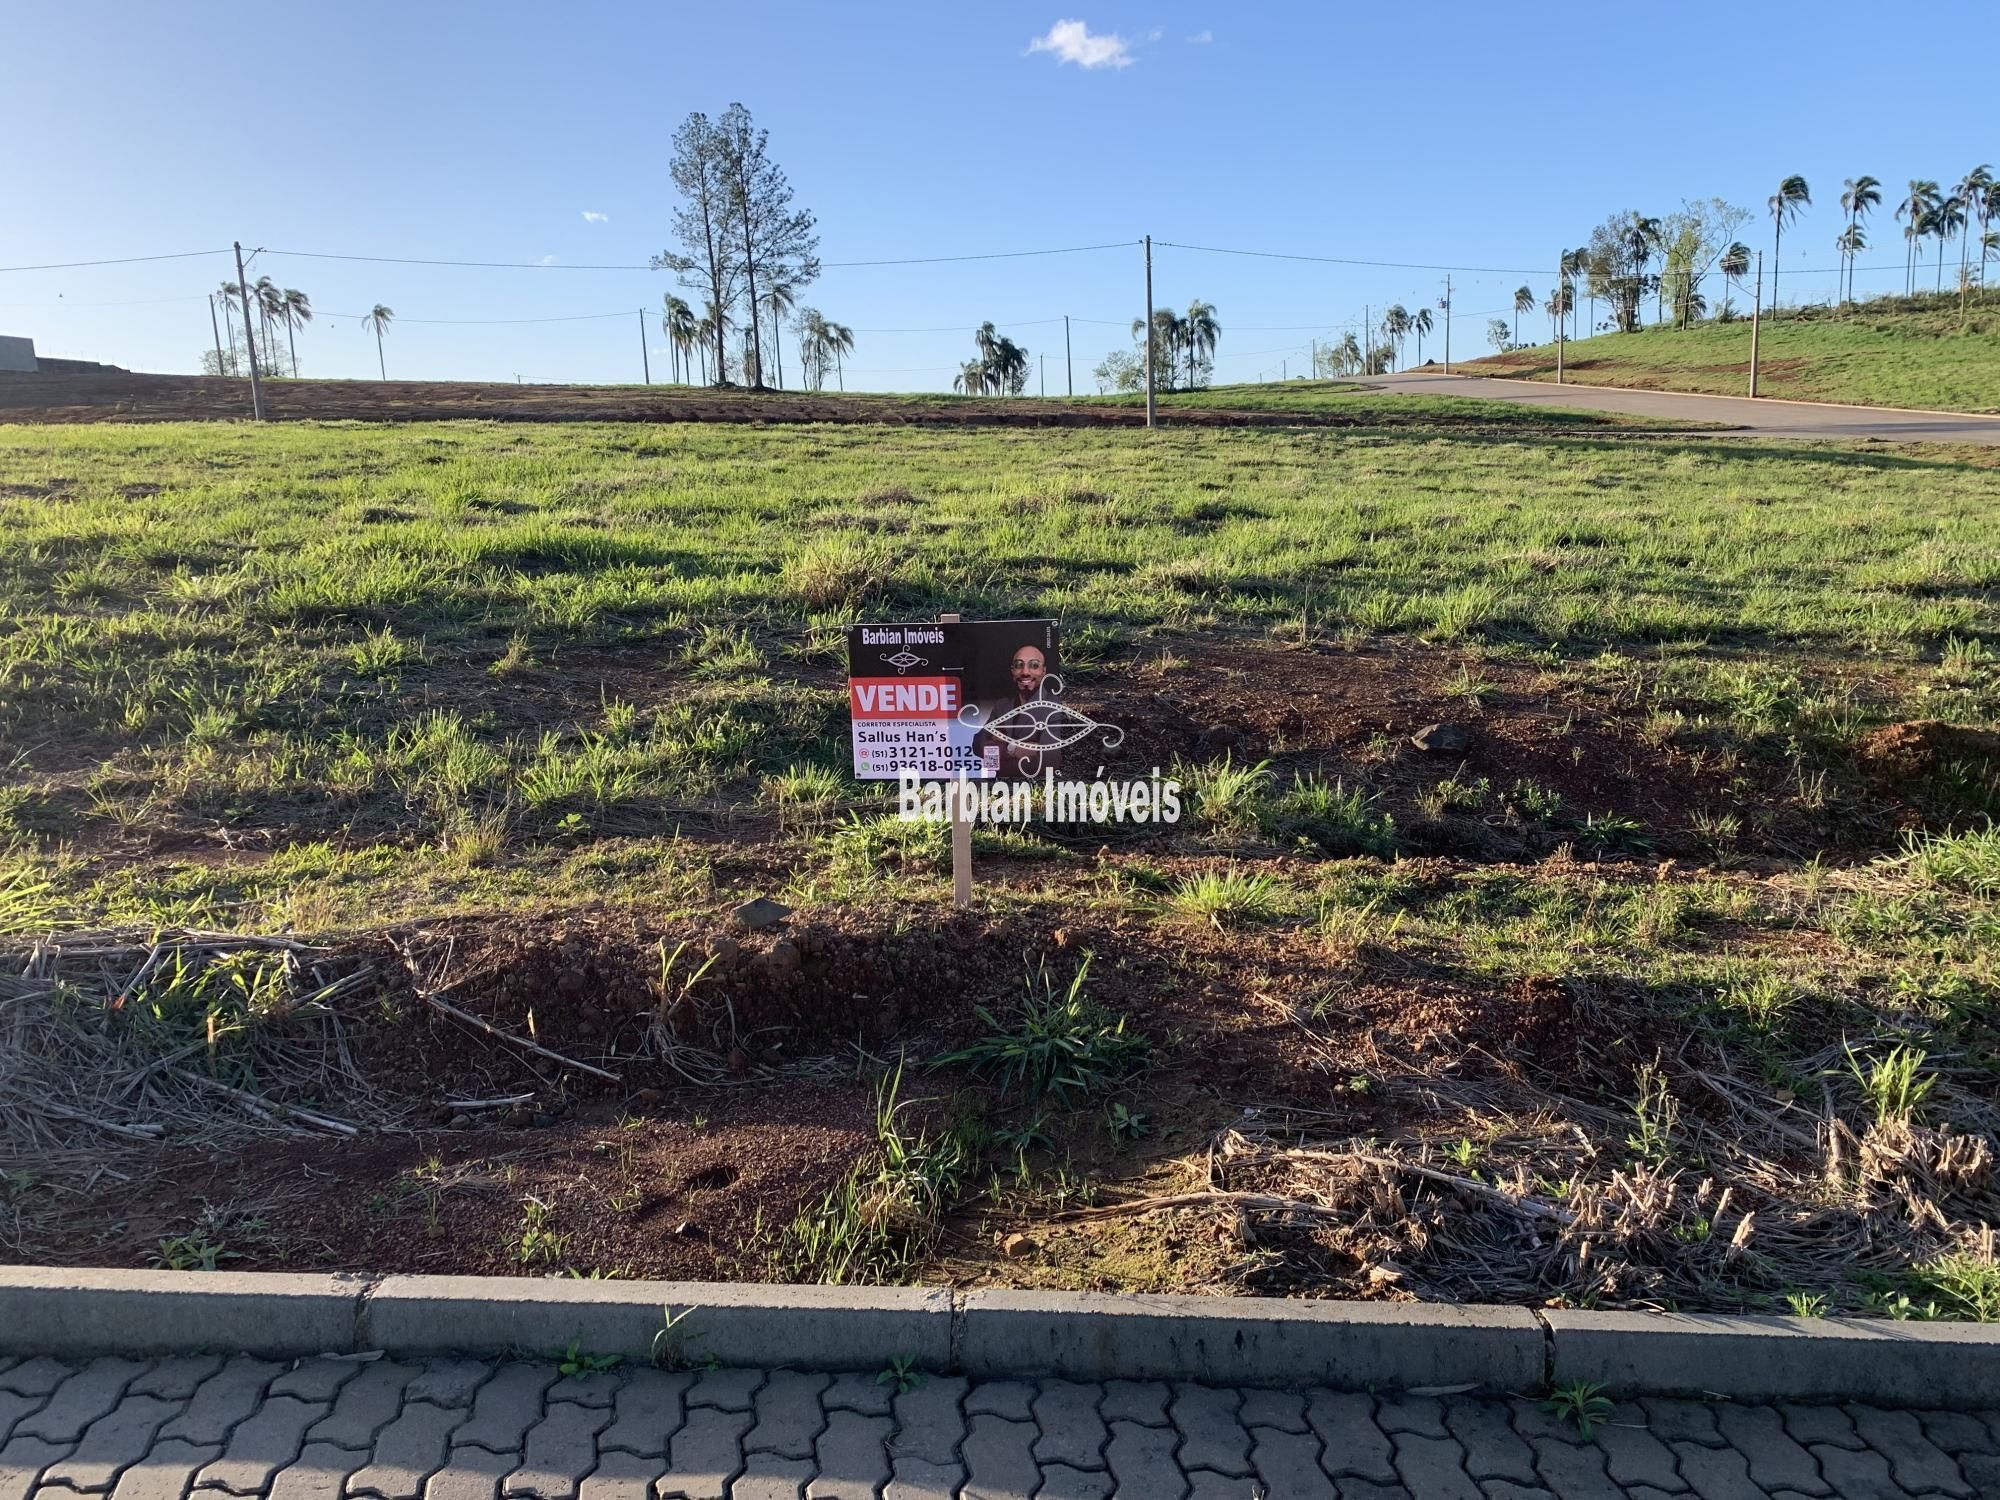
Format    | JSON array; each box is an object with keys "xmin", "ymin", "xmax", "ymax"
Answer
[
  {"xmin": 0, "ymin": 294, "xmax": 210, "ymax": 310},
  {"xmin": 321, "ymin": 308, "xmax": 636, "ymax": 326},
  {"xmin": 0, "ymin": 249, "xmax": 229, "ymax": 274},
  {"xmin": 260, "ymin": 241, "xmax": 1134, "ymax": 273}
]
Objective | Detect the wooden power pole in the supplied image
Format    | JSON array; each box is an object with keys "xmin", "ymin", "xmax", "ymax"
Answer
[
  {"xmin": 233, "ymin": 242, "xmax": 264, "ymax": 420},
  {"xmin": 1143, "ymin": 237, "xmax": 1156, "ymax": 429}
]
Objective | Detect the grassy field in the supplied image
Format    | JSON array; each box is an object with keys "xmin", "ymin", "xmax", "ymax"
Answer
[
  {"xmin": 2, "ymin": 415, "xmax": 1998, "ymax": 1315},
  {"xmin": 1465, "ymin": 292, "xmax": 2000, "ymax": 412}
]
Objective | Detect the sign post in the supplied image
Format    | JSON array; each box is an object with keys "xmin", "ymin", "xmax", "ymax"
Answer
[{"xmin": 939, "ymin": 613, "xmax": 973, "ymax": 906}]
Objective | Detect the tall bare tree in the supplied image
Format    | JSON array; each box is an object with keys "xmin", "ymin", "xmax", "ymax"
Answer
[
  {"xmin": 654, "ymin": 112, "xmax": 742, "ymax": 386},
  {"xmin": 714, "ymin": 103, "xmax": 819, "ymax": 391}
]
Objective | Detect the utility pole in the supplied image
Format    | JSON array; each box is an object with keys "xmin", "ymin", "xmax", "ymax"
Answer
[
  {"xmin": 1143, "ymin": 236, "xmax": 1156, "ymax": 428},
  {"xmin": 1364, "ymin": 305, "xmax": 1370, "ymax": 374},
  {"xmin": 1040, "ymin": 354, "xmax": 1045, "ymax": 397},
  {"xmin": 233, "ymin": 242, "xmax": 264, "ymax": 421},
  {"xmin": 1749, "ymin": 251, "xmax": 1763, "ymax": 398},
  {"xmin": 1555, "ymin": 258, "xmax": 1565, "ymax": 384},
  {"xmin": 1064, "ymin": 315, "xmax": 1072, "ymax": 398},
  {"xmin": 1442, "ymin": 276, "xmax": 1452, "ymax": 374},
  {"xmin": 1311, "ymin": 339, "xmax": 1318, "ymax": 379},
  {"xmin": 207, "ymin": 294, "xmax": 224, "ymax": 375},
  {"xmin": 638, "ymin": 310, "xmax": 650, "ymax": 384}
]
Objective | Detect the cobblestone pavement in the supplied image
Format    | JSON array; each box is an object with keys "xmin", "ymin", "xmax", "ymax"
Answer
[{"xmin": 3, "ymin": 1354, "xmax": 1997, "ymax": 1500}]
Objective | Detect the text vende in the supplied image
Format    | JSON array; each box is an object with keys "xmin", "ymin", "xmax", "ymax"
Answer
[{"xmin": 849, "ymin": 677, "xmax": 962, "ymax": 718}]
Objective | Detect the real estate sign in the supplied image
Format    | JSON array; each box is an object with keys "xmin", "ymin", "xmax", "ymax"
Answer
[{"xmin": 845, "ymin": 619, "xmax": 1059, "ymax": 781}]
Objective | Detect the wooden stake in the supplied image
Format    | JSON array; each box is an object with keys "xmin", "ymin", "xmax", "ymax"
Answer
[{"xmin": 941, "ymin": 612, "xmax": 972, "ymax": 907}]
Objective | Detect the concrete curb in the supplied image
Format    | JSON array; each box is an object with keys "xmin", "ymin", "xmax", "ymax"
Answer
[
  {"xmin": 358, "ymin": 1275, "xmax": 950, "ymax": 1371},
  {"xmin": 0, "ymin": 1267, "xmax": 368, "ymax": 1357},
  {"xmin": 1545, "ymin": 1308, "xmax": 2000, "ymax": 1406},
  {"xmin": 958, "ymin": 1291, "xmax": 1542, "ymax": 1390},
  {"xmin": 3, "ymin": 1268, "xmax": 1997, "ymax": 1405}
]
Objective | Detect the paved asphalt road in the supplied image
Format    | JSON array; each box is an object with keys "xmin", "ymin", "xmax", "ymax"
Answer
[
  {"xmin": 5, "ymin": 1351, "xmax": 1997, "ymax": 1500},
  {"xmin": 1360, "ymin": 371, "xmax": 2000, "ymax": 445}
]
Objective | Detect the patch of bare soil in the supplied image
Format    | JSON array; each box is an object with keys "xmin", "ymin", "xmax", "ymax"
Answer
[
  {"xmin": 0, "ymin": 371, "xmax": 1590, "ymax": 430},
  {"xmin": 1090, "ymin": 638, "xmax": 1821, "ymax": 860}
]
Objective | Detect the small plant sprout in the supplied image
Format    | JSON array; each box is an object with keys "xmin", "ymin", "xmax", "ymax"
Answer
[
  {"xmin": 651, "ymin": 1304, "xmax": 701, "ymax": 1368},
  {"xmin": 1107, "ymin": 1102, "xmax": 1150, "ymax": 1142},
  {"xmin": 1541, "ymin": 1381, "xmax": 1615, "ymax": 1441},
  {"xmin": 1165, "ymin": 869, "xmax": 1284, "ymax": 929},
  {"xmin": 876, "ymin": 1354, "xmax": 926, "ymax": 1394},
  {"xmin": 512, "ymin": 1196, "xmax": 569, "ymax": 1267},
  {"xmin": 1783, "ymin": 1291, "xmax": 1829, "ymax": 1318},
  {"xmin": 1625, "ymin": 1063, "xmax": 1679, "ymax": 1167},
  {"xmin": 558, "ymin": 1342, "xmax": 622, "ymax": 1377},
  {"xmin": 151, "ymin": 1232, "xmax": 238, "ymax": 1272},
  {"xmin": 939, "ymin": 957, "xmax": 1148, "ymax": 1101},
  {"xmin": 1846, "ymin": 1043, "xmax": 1936, "ymax": 1125}
]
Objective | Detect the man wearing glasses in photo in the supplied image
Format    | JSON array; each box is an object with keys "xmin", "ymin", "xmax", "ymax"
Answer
[{"xmin": 970, "ymin": 642, "xmax": 1059, "ymax": 778}]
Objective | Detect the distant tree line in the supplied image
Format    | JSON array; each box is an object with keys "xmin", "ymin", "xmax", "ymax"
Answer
[
  {"xmin": 1372, "ymin": 163, "xmax": 1999, "ymax": 364},
  {"xmin": 1092, "ymin": 300, "xmax": 1221, "ymax": 393},
  {"xmin": 203, "ymin": 278, "xmax": 313, "ymax": 377},
  {"xmin": 954, "ymin": 323, "xmax": 1031, "ymax": 396}
]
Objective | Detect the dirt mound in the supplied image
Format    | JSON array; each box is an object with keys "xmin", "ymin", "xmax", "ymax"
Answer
[
  {"xmin": 1090, "ymin": 639, "xmax": 1785, "ymax": 857},
  {"xmin": 0, "ymin": 370, "xmax": 1596, "ymax": 430},
  {"xmin": 1856, "ymin": 720, "xmax": 2000, "ymax": 782},
  {"xmin": 357, "ymin": 907, "xmax": 1025, "ymax": 1090}
]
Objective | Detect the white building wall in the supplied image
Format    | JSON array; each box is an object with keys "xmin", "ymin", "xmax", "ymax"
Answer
[{"xmin": 0, "ymin": 336, "xmax": 36, "ymax": 373}]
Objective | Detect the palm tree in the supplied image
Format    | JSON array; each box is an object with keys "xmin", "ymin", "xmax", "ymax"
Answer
[
  {"xmin": 759, "ymin": 279, "xmax": 798, "ymax": 389},
  {"xmin": 1337, "ymin": 331, "xmax": 1362, "ymax": 375},
  {"xmin": 1953, "ymin": 167, "xmax": 1993, "ymax": 311},
  {"xmin": 215, "ymin": 281, "xmax": 246, "ymax": 369},
  {"xmin": 1933, "ymin": 194, "xmax": 1967, "ymax": 291},
  {"xmin": 1767, "ymin": 175, "xmax": 1810, "ymax": 319},
  {"xmin": 279, "ymin": 289, "xmax": 312, "ymax": 377},
  {"xmin": 1511, "ymin": 286, "xmax": 1535, "ymax": 344},
  {"xmin": 249, "ymin": 278, "xmax": 276, "ymax": 370},
  {"xmin": 1182, "ymin": 300, "xmax": 1220, "ymax": 390},
  {"xmin": 1897, "ymin": 180, "xmax": 1940, "ymax": 295},
  {"xmin": 253, "ymin": 277, "xmax": 285, "ymax": 372},
  {"xmin": 1835, "ymin": 225, "xmax": 1867, "ymax": 308},
  {"xmin": 1560, "ymin": 249, "xmax": 1588, "ymax": 338},
  {"xmin": 1984, "ymin": 230, "xmax": 2000, "ymax": 303},
  {"xmin": 1383, "ymin": 305, "xmax": 1410, "ymax": 368},
  {"xmin": 824, "ymin": 321, "xmax": 854, "ymax": 391},
  {"xmin": 662, "ymin": 295, "xmax": 698, "ymax": 384},
  {"xmin": 952, "ymin": 360, "xmax": 989, "ymax": 396},
  {"xmin": 1410, "ymin": 306, "xmax": 1433, "ymax": 364},
  {"xmin": 361, "ymin": 305, "xmax": 394, "ymax": 379},
  {"xmin": 1839, "ymin": 176, "xmax": 1881, "ymax": 308},
  {"xmin": 1719, "ymin": 242, "xmax": 1751, "ymax": 317},
  {"xmin": 1547, "ymin": 285, "xmax": 1573, "ymax": 339},
  {"xmin": 1619, "ymin": 217, "xmax": 1663, "ymax": 330}
]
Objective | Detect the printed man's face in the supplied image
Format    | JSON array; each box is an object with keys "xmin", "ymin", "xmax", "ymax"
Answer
[{"xmin": 1010, "ymin": 646, "xmax": 1046, "ymax": 696}]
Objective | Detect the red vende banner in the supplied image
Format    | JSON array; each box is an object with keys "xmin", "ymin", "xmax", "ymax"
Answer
[{"xmin": 849, "ymin": 676, "xmax": 962, "ymax": 719}]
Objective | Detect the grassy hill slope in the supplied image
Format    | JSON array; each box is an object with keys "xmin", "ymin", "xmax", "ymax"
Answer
[{"xmin": 1464, "ymin": 292, "xmax": 2000, "ymax": 413}]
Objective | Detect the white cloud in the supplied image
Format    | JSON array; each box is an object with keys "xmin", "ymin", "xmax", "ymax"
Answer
[
  {"xmin": 581, "ymin": 210, "xmax": 610, "ymax": 224},
  {"xmin": 1146, "ymin": 26, "xmax": 1163, "ymax": 40},
  {"xmin": 536, "ymin": 254, "xmax": 558, "ymax": 266},
  {"xmin": 1027, "ymin": 19, "xmax": 1133, "ymax": 69},
  {"xmin": 1186, "ymin": 28, "xmax": 1213, "ymax": 43}
]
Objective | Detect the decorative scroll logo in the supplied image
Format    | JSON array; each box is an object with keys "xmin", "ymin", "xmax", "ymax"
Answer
[
  {"xmin": 957, "ymin": 674, "xmax": 1124, "ymax": 776},
  {"xmin": 883, "ymin": 649, "xmax": 928, "ymax": 674}
]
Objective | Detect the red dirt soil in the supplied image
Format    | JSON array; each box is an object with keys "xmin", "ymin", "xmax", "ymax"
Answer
[{"xmin": 3, "ymin": 370, "xmax": 1559, "ymax": 428}]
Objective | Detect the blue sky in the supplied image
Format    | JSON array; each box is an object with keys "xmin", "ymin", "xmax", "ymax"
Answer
[{"xmin": 3, "ymin": 1, "xmax": 1993, "ymax": 391}]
